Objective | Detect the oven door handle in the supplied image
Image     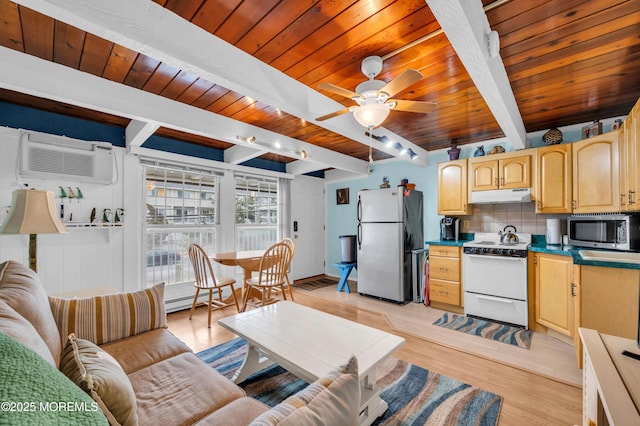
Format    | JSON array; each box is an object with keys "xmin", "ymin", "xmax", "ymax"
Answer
[
  {"xmin": 464, "ymin": 254, "xmax": 526, "ymax": 261},
  {"xmin": 475, "ymin": 294, "xmax": 514, "ymax": 304}
]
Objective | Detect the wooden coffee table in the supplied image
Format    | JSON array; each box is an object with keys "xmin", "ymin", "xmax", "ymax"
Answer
[{"xmin": 218, "ymin": 301, "xmax": 405, "ymax": 426}]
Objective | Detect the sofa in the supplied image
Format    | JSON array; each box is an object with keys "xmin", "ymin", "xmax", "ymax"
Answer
[{"xmin": 0, "ymin": 260, "xmax": 360, "ymax": 425}]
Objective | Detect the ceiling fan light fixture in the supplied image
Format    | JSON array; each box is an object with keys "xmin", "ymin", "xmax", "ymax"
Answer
[{"xmin": 353, "ymin": 103, "xmax": 390, "ymax": 128}]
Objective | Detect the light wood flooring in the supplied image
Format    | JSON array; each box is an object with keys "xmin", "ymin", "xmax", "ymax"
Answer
[{"xmin": 167, "ymin": 280, "xmax": 582, "ymax": 425}]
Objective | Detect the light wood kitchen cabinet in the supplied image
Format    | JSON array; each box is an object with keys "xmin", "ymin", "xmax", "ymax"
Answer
[
  {"xmin": 572, "ymin": 131, "xmax": 620, "ymax": 213},
  {"xmin": 437, "ymin": 159, "xmax": 470, "ymax": 215},
  {"xmin": 468, "ymin": 154, "xmax": 531, "ymax": 192},
  {"xmin": 620, "ymin": 100, "xmax": 640, "ymax": 211},
  {"xmin": 535, "ymin": 144, "xmax": 572, "ymax": 213},
  {"xmin": 533, "ymin": 253, "xmax": 576, "ymax": 337},
  {"xmin": 429, "ymin": 245, "xmax": 462, "ymax": 307},
  {"xmin": 580, "ymin": 265, "xmax": 639, "ymax": 340}
]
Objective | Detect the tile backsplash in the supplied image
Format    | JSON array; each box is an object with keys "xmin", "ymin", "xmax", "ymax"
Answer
[{"xmin": 463, "ymin": 203, "xmax": 569, "ymax": 236}]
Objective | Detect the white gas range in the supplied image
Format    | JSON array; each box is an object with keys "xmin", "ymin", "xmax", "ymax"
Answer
[{"xmin": 462, "ymin": 232, "xmax": 531, "ymax": 328}]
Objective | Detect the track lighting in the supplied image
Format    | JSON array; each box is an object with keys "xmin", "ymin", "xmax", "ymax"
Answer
[{"xmin": 236, "ymin": 135, "xmax": 307, "ymax": 159}]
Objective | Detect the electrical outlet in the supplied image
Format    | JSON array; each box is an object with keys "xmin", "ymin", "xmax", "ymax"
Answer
[{"xmin": 463, "ymin": 219, "xmax": 470, "ymax": 229}]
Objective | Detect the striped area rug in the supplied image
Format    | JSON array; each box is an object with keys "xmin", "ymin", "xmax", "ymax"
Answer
[
  {"xmin": 197, "ymin": 337, "xmax": 502, "ymax": 425},
  {"xmin": 433, "ymin": 313, "xmax": 532, "ymax": 349}
]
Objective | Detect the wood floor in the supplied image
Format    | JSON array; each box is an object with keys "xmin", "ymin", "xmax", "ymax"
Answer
[{"xmin": 167, "ymin": 283, "xmax": 582, "ymax": 425}]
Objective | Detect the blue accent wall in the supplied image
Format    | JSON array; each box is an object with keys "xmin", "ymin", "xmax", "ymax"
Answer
[
  {"xmin": 0, "ymin": 101, "xmax": 291, "ymax": 174},
  {"xmin": 0, "ymin": 101, "xmax": 125, "ymax": 146}
]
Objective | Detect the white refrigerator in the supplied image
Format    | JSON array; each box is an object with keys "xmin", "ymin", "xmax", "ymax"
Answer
[{"xmin": 356, "ymin": 188, "xmax": 423, "ymax": 303}]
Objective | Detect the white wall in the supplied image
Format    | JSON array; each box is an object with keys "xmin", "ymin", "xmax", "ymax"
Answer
[{"xmin": 0, "ymin": 127, "xmax": 142, "ymax": 295}]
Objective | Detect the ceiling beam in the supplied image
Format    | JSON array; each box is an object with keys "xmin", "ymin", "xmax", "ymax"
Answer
[
  {"xmin": 426, "ymin": 0, "xmax": 527, "ymax": 149},
  {"xmin": 0, "ymin": 46, "xmax": 368, "ymax": 175},
  {"xmin": 125, "ymin": 120, "xmax": 159, "ymax": 149},
  {"xmin": 12, "ymin": 0, "xmax": 430, "ymax": 165},
  {"xmin": 224, "ymin": 145, "xmax": 266, "ymax": 165}
]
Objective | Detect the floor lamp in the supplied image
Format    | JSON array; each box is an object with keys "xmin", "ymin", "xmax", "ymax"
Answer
[{"xmin": 0, "ymin": 189, "xmax": 68, "ymax": 272}]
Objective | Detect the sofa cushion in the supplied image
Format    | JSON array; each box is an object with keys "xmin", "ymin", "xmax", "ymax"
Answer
[
  {"xmin": 0, "ymin": 300, "xmax": 56, "ymax": 366},
  {"xmin": 128, "ymin": 352, "xmax": 246, "ymax": 426},
  {"xmin": 60, "ymin": 334, "xmax": 138, "ymax": 426},
  {"xmin": 0, "ymin": 260, "xmax": 62, "ymax": 365},
  {"xmin": 100, "ymin": 328, "xmax": 192, "ymax": 374},
  {"xmin": 0, "ymin": 330, "xmax": 108, "ymax": 425},
  {"xmin": 249, "ymin": 356, "xmax": 360, "ymax": 426},
  {"xmin": 49, "ymin": 282, "xmax": 167, "ymax": 346}
]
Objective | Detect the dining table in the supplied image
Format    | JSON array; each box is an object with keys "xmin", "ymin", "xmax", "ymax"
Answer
[{"xmin": 209, "ymin": 250, "xmax": 265, "ymax": 306}]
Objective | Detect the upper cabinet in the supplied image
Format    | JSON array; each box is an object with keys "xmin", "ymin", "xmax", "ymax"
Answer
[
  {"xmin": 437, "ymin": 159, "xmax": 470, "ymax": 215},
  {"xmin": 572, "ymin": 132, "xmax": 620, "ymax": 213},
  {"xmin": 536, "ymin": 144, "xmax": 572, "ymax": 213},
  {"xmin": 468, "ymin": 154, "xmax": 531, "ymax": 192},
  {"xmin": 620, "ymin": 101, "xmax": 640, "ymax": 211}
]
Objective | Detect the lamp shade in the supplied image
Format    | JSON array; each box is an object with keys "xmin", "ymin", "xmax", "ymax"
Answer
[
  {"xmin": 0, "ymin": 189, "xmax": 68, "ymax": 235},
  {"xmin": 352, "ymin": 104, "xmax": 390, "ymax": 128}
]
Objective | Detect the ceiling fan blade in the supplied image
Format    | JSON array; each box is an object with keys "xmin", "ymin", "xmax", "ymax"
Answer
[
  {"xmin": 389, "ymin": 99, "xmax": 437, "ymax": 113},
  {"xmin": 316, "ymin": 107, "xmax": 353, "ymax": 121},
  {"xmin": 377, "ymin": 69, "xmax": 424, "ymax": 98},
  {"xmin": 318, "ymin": 83, "xmax": 362, "ymax": 100}
]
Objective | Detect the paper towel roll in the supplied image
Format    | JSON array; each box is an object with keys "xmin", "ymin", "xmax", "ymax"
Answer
[{"xmin": 546, "ymin": 218, "xmax": 562, "ymax": 245}]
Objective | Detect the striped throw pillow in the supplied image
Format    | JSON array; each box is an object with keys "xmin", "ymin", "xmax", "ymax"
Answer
[{"xmin": 49, "ymin": 283, "xmax": 167, "ymax": 346}]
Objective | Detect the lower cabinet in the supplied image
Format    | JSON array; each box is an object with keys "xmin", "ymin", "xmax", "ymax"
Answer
[
  {"xmin": 580, "ymin": 265, "xmax": 640, "ymax": 340},
  {"xmin": 534, "ymin": 253, "xmax": 576, "ymax": 337},
  {"xmin": 429, "ymin": 245, "xmax": 462, "ymax": 307}
]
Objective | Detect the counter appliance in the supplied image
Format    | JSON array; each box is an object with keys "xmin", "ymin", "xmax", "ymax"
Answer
[
  {"xmin": 440, "ymin": 217, "xmax": 460, "ymax": 241},
  {"xmin": 357, "ymin": 188, "xmax": 423, "ymax": 303},
  {"xmin": 462, "ymin": 232, "xmax": 531, "ymax": 328},
  {"xmin": 568, "ymin": 214, "xmax": 640, "ymax": 251}
]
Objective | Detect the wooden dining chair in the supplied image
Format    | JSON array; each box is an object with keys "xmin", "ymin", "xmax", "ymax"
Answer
[
  {"xmin": 241, "ymin": 241, "xmax": 292, "ymax": 312},
  {"xmin": 281, "ymin": 238, "xmax": 296, "ymax": 300},
  {"xmin": 188, "ymin": 244, "xmax": 240, "ymax": 327}
]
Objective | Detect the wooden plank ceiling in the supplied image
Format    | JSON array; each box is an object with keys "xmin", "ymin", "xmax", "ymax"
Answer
[{"xmin": 0, "ymin": 0, "xmax": 638, "ymax": 168}]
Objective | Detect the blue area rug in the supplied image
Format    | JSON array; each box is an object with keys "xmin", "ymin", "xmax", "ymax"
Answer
[
  {"xmin": 433, "ymin": 312, "xmax": 533, "ymax": 349},
  {"xmin": 197, "ymin": 337, "xmax": 502, "ymax": 425}
]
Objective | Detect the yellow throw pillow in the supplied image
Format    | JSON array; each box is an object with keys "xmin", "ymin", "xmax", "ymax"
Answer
[
  {"xmin": 60, "ymin": 334, "xmax": 138, "ymax": 426},
  {"xmin": 50, "ymin": 282, "xmax": 166, "ymax": 346}
]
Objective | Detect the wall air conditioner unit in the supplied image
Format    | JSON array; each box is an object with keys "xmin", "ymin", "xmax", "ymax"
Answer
[{"xmin": 19, "ymin": 133, "xmax": 115, "ymax": 184}]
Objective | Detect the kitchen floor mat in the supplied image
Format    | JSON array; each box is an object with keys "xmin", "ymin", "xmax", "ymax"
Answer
[{"xmin": 433, "ymin": 312, "xmax": 532, "ymax": 349}]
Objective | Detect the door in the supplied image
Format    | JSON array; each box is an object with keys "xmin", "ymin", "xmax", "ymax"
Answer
[
  {"xmin": 535, "ymin": 253, "xmax": 574, "ymax": 336},
  {"xmin": 357, "ymin": 222, "xmax": 403, "ymax": 301},
  {"xmin": 572, "ymin": 132, "xmax": 620, "ymax": 213},
  {"xmin": 536, "ymin": 144, "xmax": 572, "ymax": 213},
  {"xmin": 500, "ymin": 156, "xmax": 531, "ymax": 189},
  {"xmin": 437, "ymin": 159, "xmax": 469, "ymax": 215},
  {"xmin": 469, "ymin": 159, "xmax": 499, "ymax": 191},
  {"xmin": 290, "ymin": 176, "xmax": 325, "ymax": 280},
  {"xmin": 358, "ymin": 188, "xmax": 402, "ymax": 223}
]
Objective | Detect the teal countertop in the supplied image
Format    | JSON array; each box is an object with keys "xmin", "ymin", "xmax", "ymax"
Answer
[
  {"xmin": 529, "ymin": 238, "xmax": 640, "ymax": 270},
  {"xmin": 424, "ymin": 239, "xmax": 472, "ymax": 247},
  {"xmin": 425, "ymin": 233, "xmax": 640, "ymax": 269}
]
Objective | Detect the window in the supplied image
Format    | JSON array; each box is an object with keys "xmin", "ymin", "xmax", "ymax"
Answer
[
  {"xmin": 144, "ymin": 165, "xmax": 220, "ymax": 287},
  {"xmin": 235, "ymin": 174, "xmax": 278, "ymax": 250}
]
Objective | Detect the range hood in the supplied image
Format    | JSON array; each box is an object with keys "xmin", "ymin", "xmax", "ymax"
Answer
[{"xmin": 470, "ymin": 188, "xmax": 531, "ymax": 204}]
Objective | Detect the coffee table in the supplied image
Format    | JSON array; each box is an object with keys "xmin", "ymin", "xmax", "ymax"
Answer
[{"xmin": 218, "ymin": 301, "xmax": 405, "ymax": 426}]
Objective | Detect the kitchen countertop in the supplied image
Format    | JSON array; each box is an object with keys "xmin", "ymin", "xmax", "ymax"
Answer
[
  {"xmin": 426, "ymin": 233, "xmax": 640, "ymax": 269},
  {"xmin": 528, "ymin": 238, "xmax": 640, "ymax": 270}
]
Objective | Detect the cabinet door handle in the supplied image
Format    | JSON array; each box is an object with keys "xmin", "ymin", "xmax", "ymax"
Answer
[
  {"xmin": 630, "ymin": 190, "xmax": 636, "ymax": 204},
  {"xmin": 570, "ymin": 283, "xmax": 576, "ymax": 297},
  {"xmin": 571, "ymin": 200, "xmax": 576, "ymax": 210},
  {"xmin": 500, "ymin": 177, "xmax": 504, "ymax": 186},
  {"xmin": 494, "ymin": 177, "xmax": 499, "ymax": 187},
  {"xmin": 537, "ymin": 200, "xmax": 541, "ymax": 210},
  {"xmin": 621, "ymin": 193, "xmax": 626, "ymax": 206}
]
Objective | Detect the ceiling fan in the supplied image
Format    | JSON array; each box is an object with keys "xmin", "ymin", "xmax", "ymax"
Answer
[{"xmin": 316, "ymin": 56, "xmax": 437, "ymax": 129}]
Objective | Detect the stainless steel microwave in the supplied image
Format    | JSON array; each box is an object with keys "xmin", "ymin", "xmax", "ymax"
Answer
[{"xmin": 568, "ymin": 215, "xmax": 640, "ymax": 251}]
